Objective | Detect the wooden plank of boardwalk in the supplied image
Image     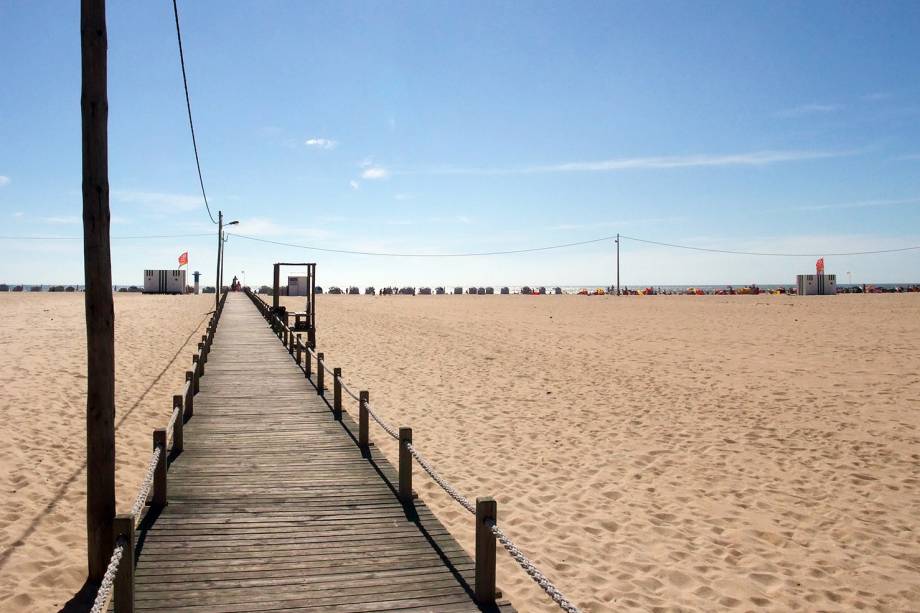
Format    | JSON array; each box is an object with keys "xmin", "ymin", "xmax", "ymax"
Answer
[{"xmin": 133, "ymin": 294, "xmax": 515, "ymax": 612}]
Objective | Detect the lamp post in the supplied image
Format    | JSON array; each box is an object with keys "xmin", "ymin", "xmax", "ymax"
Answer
[{"xmin": 215, "ymin": 211, "xmax": 238, "ymax": 307}]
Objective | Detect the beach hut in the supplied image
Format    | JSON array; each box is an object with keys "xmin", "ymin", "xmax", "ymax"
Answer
[
  {"xmin": 398, "ymin": 287, "xmax": 416, "ymax": 295},
  {"xmin": 477, "ymin": 287, "xmax": 486, "ymax": 295},
  {"xmin": 365, "ymin": 287, "xmax": 376, "ymax": 295},
  {"xmin": 538, "ymin": 286, "xmax": 547, "ymax": 295},
  {"xmin": 485, "ymin": 287, "xmax": 494, "ymax": 294},
  {"xmin": 347, "ymin": 286, "xmax": 360, "ymax": 295},
  {"xmin": 328, "ymin": 286, "xmax": 343, "ymax": 294},
  {"xmin": 0, "ymin": 284, "xmax": 8, "ymax": 292},
  {"xmin": 521, "ymin": 286, "xmax": 533, "ymax": 295},
  {"xmin": 419, "ymin": 287, "xmax": 432, "ymax": 295},
  {"xmin": 435, "ymin": 286, "xmax": 445, "ymax": 295},
  {"xmin": 453, "ymin": 287, "xmax": 463, "ymax": 295},
  {"xmin": 12, "ymin": 285, "xmax": 23, "ymax": 292},
  {"xmin": 797, "ymin": 274, "xmax": 836, "ymax": 295},
  {"xmin": 468, "ymin": 287, "xmax": 478, "ymax": 295},
  {"xmin": 66, "ymin": 286, "xmax": 76, "ymax": 292},
  {"xmin": 144, "ymin": 269, "xmax": 187, "ymax": 294},
  {"xmin": 554, "ymin": 287, "xmax": 563, "ymax": 295},
  {"xmin": 500, "ymin": 287, "xmax": 510, "ymax": 294}
]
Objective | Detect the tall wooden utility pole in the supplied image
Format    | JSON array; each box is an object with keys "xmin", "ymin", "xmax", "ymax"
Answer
[
  {"xmin": 616, "ymin": 233, "xmax": 620, "ymax": 296},
  {"xmin": 215, "ymin": 210, "xmax": 222, "ymax": 309},
  {"xmin": 81, "ymin": 0, "xmax": 116, "ymax": 582}
]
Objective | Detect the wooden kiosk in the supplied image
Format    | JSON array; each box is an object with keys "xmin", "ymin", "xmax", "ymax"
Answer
[{"xmin": 272, "ymin": 262, "xmax": 317, "ymax": 347}]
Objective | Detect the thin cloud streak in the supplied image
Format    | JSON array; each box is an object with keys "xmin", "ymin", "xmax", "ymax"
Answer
[
  {"xmin": 305, "ymin": 138, "xmax": 338, "ymax": 149},
  {"xmin": 775, "ymin": 103, "xmax": 842, "ymax": 117},
  {"xmin": 401, "ymin": 149, "xmax": 856, "ymax": 177},
  {"xmin": 0, "ymin": 175, "xmax": 10, "ymax": 187}
]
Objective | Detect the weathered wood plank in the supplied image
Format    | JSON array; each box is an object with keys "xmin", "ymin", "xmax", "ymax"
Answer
[{"xmin": 131, "ymin": 294, "xmax": 514, "ymax": 612}]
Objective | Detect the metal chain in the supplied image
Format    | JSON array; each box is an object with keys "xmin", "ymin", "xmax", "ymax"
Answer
[
  {"xmin": 129, "ymin": 446, "xmax": 162, "ymax": 522},
  {"xmin": 89, "ymin": 537, "xmax": 126, "ymax": 613},
  {"xmin": 365, "ymin": 401, "xmax": 400, "ymax": 440},
  {"xmin": 489, "ymin": 522, "xmax": 581, "ymax": 613},
  {"xmin": 405, "ymin": 442, "xmax": 476, "ymax": 515}
]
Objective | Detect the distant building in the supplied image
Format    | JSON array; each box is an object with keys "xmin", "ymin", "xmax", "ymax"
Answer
[
  {"xmin": 797, "ymin": 274, "xmax": 836, "ymax": 295},
  {"xmin": 288, "ymin": 275, "xmax": 311, "ymax": 296},
  {"xmin": 144, "ymin": 269, "xmax": 187, "ymax": 294}
]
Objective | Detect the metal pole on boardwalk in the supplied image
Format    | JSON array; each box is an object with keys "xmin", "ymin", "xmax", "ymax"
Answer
[{"xmin": 81, "ymin": 0, "xmax": 116, "ymax": 581}]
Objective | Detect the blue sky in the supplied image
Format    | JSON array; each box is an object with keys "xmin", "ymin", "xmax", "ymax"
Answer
[{"xmin": 1, "ymin": 1, "xmax": 919, "ymax": 286}]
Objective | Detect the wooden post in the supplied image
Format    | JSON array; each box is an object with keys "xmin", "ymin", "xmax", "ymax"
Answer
[
  {"xmin": 288, "ymin": 330, "xmax": 294, "ymax": 356},
  {"xmin": 172, "ymin": 395, "xmax": 183, "ymax": 453},
  {"xmin": 359, "ymin": 391, "xmax": 369, "ymax": 449},
  {"xmin": 317, "ymin": 353, "xmax": 325, "ymax": 396},
  {"xmin": 399, "ymin": 427, "xmax": 412, "ymax": 503},
  {"xmin": 475, "ymin": 497, "xmax": 497, "ymax": 604},
  {"xmin": 82, "ymin": 0, "xmax": 116, "ymax": 581},
  {"xmin": 112, "ymin": 514, "xmax": 135, "ymax": 613},
  {"xmin": 200, "ymin": 335, "xmax": 208, "ymax": 362},
  {"xmin": 184, "ymin": 371, "xmax": 194, "ymax": 418},
  {"xmin": 295, "ymin": 334, "xmax": 302, "ymax": 365},
  {"xmin": 333, "ymin": 367, "xmax": 342, "ymax": 420},
  {"xmin": 197, "ymin": 342, "xmax": 205, "ymax": 366},
  {"xmin": 152, "ymin": 429, "xmax": 167, "ymax": 507},
  {"xmin": 192, "ymin": 355, "xmax": 200, "ymax": 394},
  {"xmin": 305, "ymin": 347, "xmax": 312, "ymax": 379}
]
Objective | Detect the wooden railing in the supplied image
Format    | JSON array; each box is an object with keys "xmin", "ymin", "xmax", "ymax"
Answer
[{"xmin": 91, "ymin": 290, "xmax": 228, "ymax": 613}]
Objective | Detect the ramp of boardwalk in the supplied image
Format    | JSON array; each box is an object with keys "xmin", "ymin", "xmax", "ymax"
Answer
[{"xmin": 131, "ymin": 294, "xmax": 515, "ymax": 612}]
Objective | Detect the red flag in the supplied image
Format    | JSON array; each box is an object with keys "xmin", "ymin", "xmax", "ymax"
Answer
[
  {"xmin": 816, "ymin": 257, "xmax": 824, "ymax": 273},
  {"xmin": 178, "ymin": 251, "xmax": 188, "ymax": 267}
]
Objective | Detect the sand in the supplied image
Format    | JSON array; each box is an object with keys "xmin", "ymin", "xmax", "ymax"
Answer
[
  {"xmin": 278, "ymin": 293, "xmax": 920, "ymax": 612},
  {"xmin": 0, "ymin": 293, "xmax": 214, "ymax": 612}
]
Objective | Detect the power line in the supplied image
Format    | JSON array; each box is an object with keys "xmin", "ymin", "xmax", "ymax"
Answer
[
  {"xmin": 171, "ymin": 0, "xmax": 217, "ymax": 225},
  {"xmin": 0, "ymin": 233, "xmax": 213, "ymax": 240},
  {"xmin": 619, "ymin": 235, "xmax": 920, "ymax": 257},
  {"xmin": 229, "ymin": 232, "xmax": 920, "ymax": 258},
  {"xmin": 227, "ymin": 232, "xmax": 622, "ymax": 256}
]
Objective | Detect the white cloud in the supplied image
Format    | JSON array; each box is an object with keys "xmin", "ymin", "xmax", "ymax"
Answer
[
  {"xmin": 40, "ymin": 215, "xmax": 81, "ymax": 224},
  {"xmin": 862, "ymin": 92, "xmax": 892, "ymax": 101},
  {"xmin": 12, "ymin": 211, "xmax": 24, "ymax": 218},
  {"xmin": 112, "ymin": 190, "xmax": 203, "ymax": 211},
  {"xmin": 361, "ymin": 166, "xmax": 389, "ymax": 180},
  {"xmin": 786, "ymin": 196, "xmax": 920, "ymax": 212},
  {"xmin": 305, "ymin": 138, "xmax": 338, "ymax": 149},
  {"xmin": 349, "ymin": 180, "xmax": 360, "ymax": 190},
  {"xmin": 410, "ymin": 149, "xmax": 855, "ymax": 176},
  {"xmin": 0, "ymin": 175, "xmax": 10, "ymax": 187},
  {"xmin": 775, "ymin": 104, "xmax": 842, "ymax": 117}
]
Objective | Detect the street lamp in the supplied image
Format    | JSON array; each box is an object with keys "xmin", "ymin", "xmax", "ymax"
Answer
[{"xmin": 215, "ymin": 212, "xmax": 240, "ymax": 307}]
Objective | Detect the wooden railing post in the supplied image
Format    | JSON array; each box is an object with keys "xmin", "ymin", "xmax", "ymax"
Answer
[
  {"xmin": 185, "ymin": 371, "xmax": 194, "ymax": 418},
  {"xmin": 152, "ymin": 429, "xmax": 167, "ymax": 507},
  {"xmin": 200, "ymin": 335, "xmax": 208, "ymax": 362},
  {"xmin": 399, "ymin": 427, "xmax": 412, "ymax": 503},
  {"xmin": 333, "ymin": 368, "xmax": 342, "ymax": 420},
  {"xmin": 197, "ymin": 342, "xmax": 205, "ymax": 367},
  {"xmin": 288, "ymin": 330, "xmax": 295, "ymax": 356},
  {"xmin": 305, "ymin": 348, "xmax": 312, "ymax": 379},
  {"xmin": 475, "ymin": 497, "xmax": 497, "ymax": 605},
  {"xmin": 359, "ymin": 391, "xmax": 369, "ymax": 449},
  {"xmin": 113, "ymin": 514, "xmax": 135, "ymax": 613},
  {"xmin": 172, "ymin": 395, "xmax": 183, "ymax": 453},
  {"xmin": 295, "ymin": 334, "xmax": 302, "ymax": 366},
  {"xmin": 317, "ymin": 353, "xmax": 325, "ymax": 396},
  {"xmin": 192, "ymin": 355, "xmax": 200, "ymax": 394}
]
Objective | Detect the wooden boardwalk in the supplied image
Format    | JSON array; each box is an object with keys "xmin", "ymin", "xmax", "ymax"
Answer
[{"xmin": 131, "ymin": 294, "xmax": 514, "ymax": 612}]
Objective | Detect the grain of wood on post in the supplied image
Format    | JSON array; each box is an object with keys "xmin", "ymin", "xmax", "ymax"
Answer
[
  {"xmin": 152, "ymin": 429, "xmax": 167, "ymax": 507},
  {"xmin": 171, "ymin": 395, "xmax": 183, "ymax": 453},
  {"xmin": 333, "ymin": 367, "xmax": 342, "ymax": 420},
  {"xmin": 359, "ymin": 390, "xmax": 369, "ymax": 449},
  {"xmin": 317, "ymin": 352, "xmax": 325, "ymax": 396},
  {"xmin": 476, "ymin": 497, "xmax": 498, "ymax": 605},
  {"xmin": 399, "ymin": 427, "xmax": 413, "ymax": 503},
  {"xmin": 184, "ymin": 371, "xmax": 194, "ymax": 418},
  {"xmin": 112, "ymin": 514, "xmax": 135, "ymax": 613}
]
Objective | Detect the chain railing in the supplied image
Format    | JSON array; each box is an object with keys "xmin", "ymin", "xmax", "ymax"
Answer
[
  {"xmin": 247, "ymin": 288, "xmax": 581, "ymax": 613},
  {"xmin": 87, "ymin": 289, "xmax": 227, "ymax": 612}
]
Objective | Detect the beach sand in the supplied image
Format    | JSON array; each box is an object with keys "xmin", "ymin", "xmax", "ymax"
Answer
[
  {"xmin": 2, "ymin": 292, "xmax": 918, "ymax": 612},
  {"xmin": 279, "ymin": 293, "xmax": 920, "ymax": 612},
  {"xmin": 0, "ymin": 293, "xmax": 213, "ymax": 611}
]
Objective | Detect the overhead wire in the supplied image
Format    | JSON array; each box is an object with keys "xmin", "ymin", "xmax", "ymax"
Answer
[{"xmin": 171, "ymin": 0, "xmax": 217, "ymax": 225}]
